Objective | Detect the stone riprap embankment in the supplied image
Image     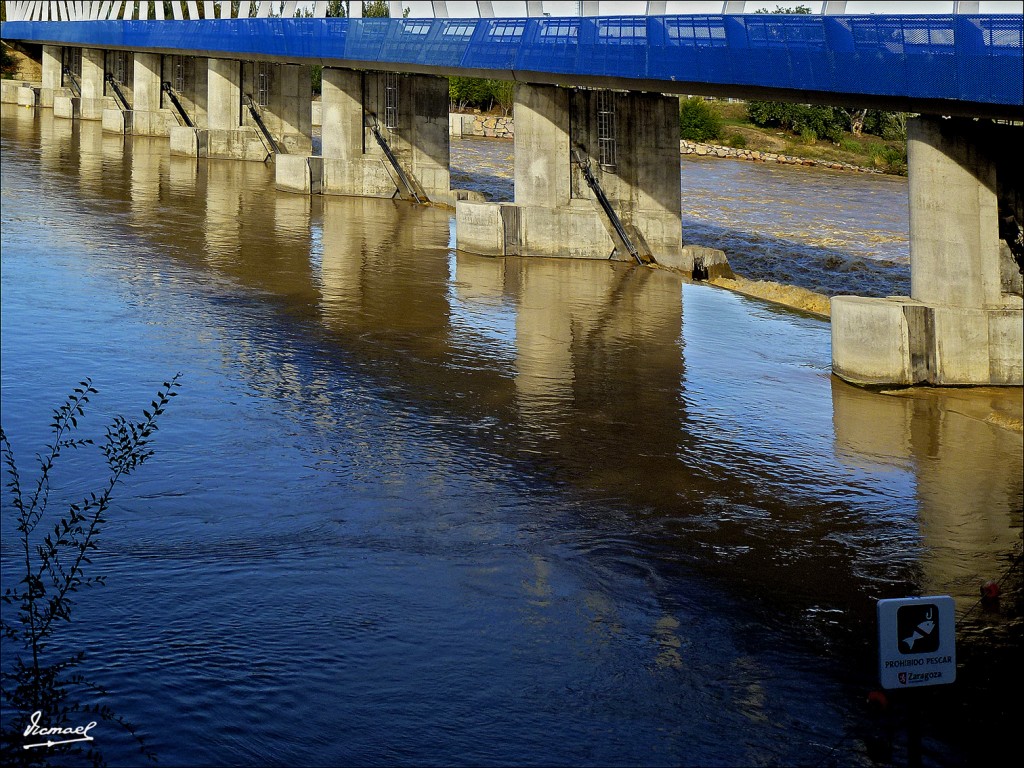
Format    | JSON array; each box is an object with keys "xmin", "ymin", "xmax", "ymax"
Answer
[
  {"xmin": 679, "ymin": 139, "xmax": 882, "ymax": 174},
  {"xmin": 449, "ymin": 113, "xmax": 514, "ymax": 139},
  {"xmin": 441, "ymin": 113, "xmax": 884, "ymax": 175}
]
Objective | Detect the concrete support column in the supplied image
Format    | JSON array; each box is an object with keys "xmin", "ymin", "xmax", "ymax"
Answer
[
  {"xmin": 208, "ymin": 57, "xmax": 241, "ymax": 130},
  {"xmin": 457, "ymin": 83, "xmax": 701, "ymax": 271},
  {"xmin": 119, "ymin": 52, "xmax": 176, "ymax": 136},
  {"xmin": 832, "ymin": 117, "xmax": 1023, "ymax": 386},
  {"xmin": 39, "ymin": 45, "xmax": 63, "ymax": 107},
  {"xmin": 133, "ymin": 52, "xmax": 162, "ymax": 112},
  {"xmin": 289, "ymin": 67, "xmax": 451, "ymax": 202},
  {"xmin": 79, "ymin": 47, "xmax": 108, "ymax": 120},
  {"xmin": 908, "ymin": 118, "xmax": 1002, "ymax": 309}
]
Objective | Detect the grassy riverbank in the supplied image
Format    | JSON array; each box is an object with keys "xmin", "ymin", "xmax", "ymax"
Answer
[{"xmin": 709, "ymin": 99, "xmax": 908, "ymax": 175}]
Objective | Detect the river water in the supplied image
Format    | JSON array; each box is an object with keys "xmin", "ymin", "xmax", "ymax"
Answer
[{"xmin": 1, "ymin": 105, "xmax": 1021, "ymax": 767}]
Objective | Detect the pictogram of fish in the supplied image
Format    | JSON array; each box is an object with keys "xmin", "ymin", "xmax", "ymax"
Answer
[{"xmin": 901, "ymin": 619, "xmax": 935, "ymax": 650}]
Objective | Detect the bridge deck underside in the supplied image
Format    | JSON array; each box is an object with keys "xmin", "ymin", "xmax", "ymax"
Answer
[{"xmin": 2, "ymin": 14, "xmax": 1022, "ymax": 119}]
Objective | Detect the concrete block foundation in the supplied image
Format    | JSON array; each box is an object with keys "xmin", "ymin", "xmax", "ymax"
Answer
[
  {"xmin": 831, "ymin": 117, "xmax": 1023, "ymax": 387},
  {"xmin": 832, "ymin": 297, "xmax": 1022, "ymax": 386},
  {"xmin": 53, "ymin": 95, "xmax": 81, "ymax": 120},
  {"xmin": 276, "ymin": 155, "xmax": 323, "ymax": 195},
  {"xmin": 16, "ymin": 86, "xmax": 38, "ymax": 107}
]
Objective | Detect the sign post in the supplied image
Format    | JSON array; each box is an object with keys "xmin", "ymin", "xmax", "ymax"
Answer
[
  {"xmin": 877, "ymin": 596, "xmax": 956, "ymax": 767},
  {"xmin": 877, "ymin": 596, "xmax": 956, "ymax": 689}
]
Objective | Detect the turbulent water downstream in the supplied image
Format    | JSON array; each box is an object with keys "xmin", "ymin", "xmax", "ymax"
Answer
[
  {"xmin": 451, "ymin": 135, "xmax": 912, "ymax": 299},
  {"xmin": 1, "ymin": 105, "xmax": 1021, "ymax": 767}
]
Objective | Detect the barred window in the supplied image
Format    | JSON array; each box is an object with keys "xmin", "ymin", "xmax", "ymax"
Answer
[
  {"xmin": 64, "ymin": 47, "xmax": 82, "ymax": 77},
  {"xmin": 597, "ymin": 90, "xmax": 616, "ymax": 172},
  {"xmin": 257, "ymin": 62, "xmax": 271, "ymax": 107},
  {"xmin": 384, "ymin": 71, "xmax": 399, "ymax": 131},
  {"xmin": 172, "ymin": 56, "xmax": 186, "ymax": 93},
  {"xmin": 112, "ymin": 50, "xmax": 132, "ymax": 87}
]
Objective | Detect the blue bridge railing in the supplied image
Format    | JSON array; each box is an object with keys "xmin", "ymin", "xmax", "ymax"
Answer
[{"xmin": 2, "ymin": 14, "xmax": 1021, "ymax": 109}]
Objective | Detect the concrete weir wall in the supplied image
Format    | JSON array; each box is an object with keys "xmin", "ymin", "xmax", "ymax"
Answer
[
  {"xmin": 456, "ymin": 83, "xmax": 694, "ymax": 271},
  {"xmin": 832, "ymin": 117, "xmax": 1023, "ymax": 386}
]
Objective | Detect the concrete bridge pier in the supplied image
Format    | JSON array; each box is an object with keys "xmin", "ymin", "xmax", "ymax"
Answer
[
  {"xmin": 457, "ymin": 83, "xmax": 706, "ymax": 272},
  {"xmin": 54, "ymin": 47, "xmax": 110, "ymax": 120},
  {"xmin": 277, "ymin": 68, "xmax": 450, "ymax": 204},
  {"xmin": 37, "ymin": 45, "xmax": 63, "ymax": 107},
  {"xmin": 171, "ymin": 58, "xmax": 258, "ymax": 160},
  {"xmin": 243, "ymin": 61, "xmax": 313, "ymax": 155},
  {"xmin": 102, "ymin": 52, "xmax": 178, "ymax": 137},
  {"xmin": 832, "ymin": 117, "xmax": 1023, "ymax": 386},
  {"xmin": 171, "ymin": 58, "xmax": 309, "ymax": 162}
]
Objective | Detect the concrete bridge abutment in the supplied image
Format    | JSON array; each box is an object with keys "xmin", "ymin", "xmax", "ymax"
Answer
[
  {"xmin": 832, "ymin": 117, "xmax": 1023, "ymax": 386},
  {"xmin": 456, "ymin": 83, "xmax": 705, "ymax": 272}
]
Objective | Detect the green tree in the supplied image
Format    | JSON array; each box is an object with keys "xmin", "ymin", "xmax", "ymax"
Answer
[
  {"xmin": 491, "ymin": 80, "xmax": 515, "ymax": 117},
  {"xmin": 0, "ymin": 43, "xmax": 19, "ymax": 80},
  {"xmin": 755, "ymin": 4, "xmax": 812, "ymax": 12},
  {"xmin": 449, "ymin": 76, "xmax": 492, "ymax": 112},
  {"xmin": 327, "ymin": 1, "xmax": 407, "ymax": 16},
  {"xmin": 679, "ymin": 97, "xmax": 722, "ymax": 142}
]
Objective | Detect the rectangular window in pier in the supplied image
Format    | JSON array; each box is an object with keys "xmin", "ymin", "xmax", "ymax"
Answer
[
  {"xmin": 64, "ymin": 47, "xmax": 82, "ymax": 77},
  {"xmin": 172, "ymin": 56, "xmax": 189, "ymax": 94}
]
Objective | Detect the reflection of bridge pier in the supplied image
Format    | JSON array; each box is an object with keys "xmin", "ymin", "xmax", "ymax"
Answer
[
  {"xmin": 317, "ymin": 196, "xmax": 452, "ymax": 328},
  {"xmin": 832, "ymin": 117, "xmax": 1023, "ymax": 386},
  {"xmin": 832, "ymin": 380, "xmax": 1023, "ymax": 607}
]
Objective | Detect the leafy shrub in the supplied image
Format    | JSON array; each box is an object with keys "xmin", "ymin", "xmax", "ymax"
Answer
[
  {"xmin": 1, "ymin": 376, "xmax": 181, "ymax": 766},
  {"xmin": 747, "ymin": 100, "xmax": 847, "ymax": 143},
  {"xmin": 727, "ymin": 133, "xmax": 748, "ymax": 149},
  {"xmin": 864, "ymin": 110, "xmax": 909, "ymax": 141},
  {"xmin": 679, "ymin": 97, "xmax": 722, "ymax": 142},
  {"xmin": 838, "ymin": 137, "xmax": 864, "ymax": 154},
  {"xmin": 1, "ymin": 43, "xmax": 19, "ymax": 80},
  {"xmin": 870, "ymin": 145, "xmax": 908, "ymax": 175}
]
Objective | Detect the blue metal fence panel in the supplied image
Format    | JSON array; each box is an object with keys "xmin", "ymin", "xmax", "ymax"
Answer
[
  {"xmin": 956, "ymin": 15, "xmax": 1024, "ymax": 104},
  {"xmin": 648, "ymin": 16, "xmax": 734, "ymax": 85},
  {"xmin": 1, "ymin": 14, "xmax": 1021, "ymax": 108},
  {"xmin": 462, "ymin": 18, "xmax": 526, "ymax": 70}
]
